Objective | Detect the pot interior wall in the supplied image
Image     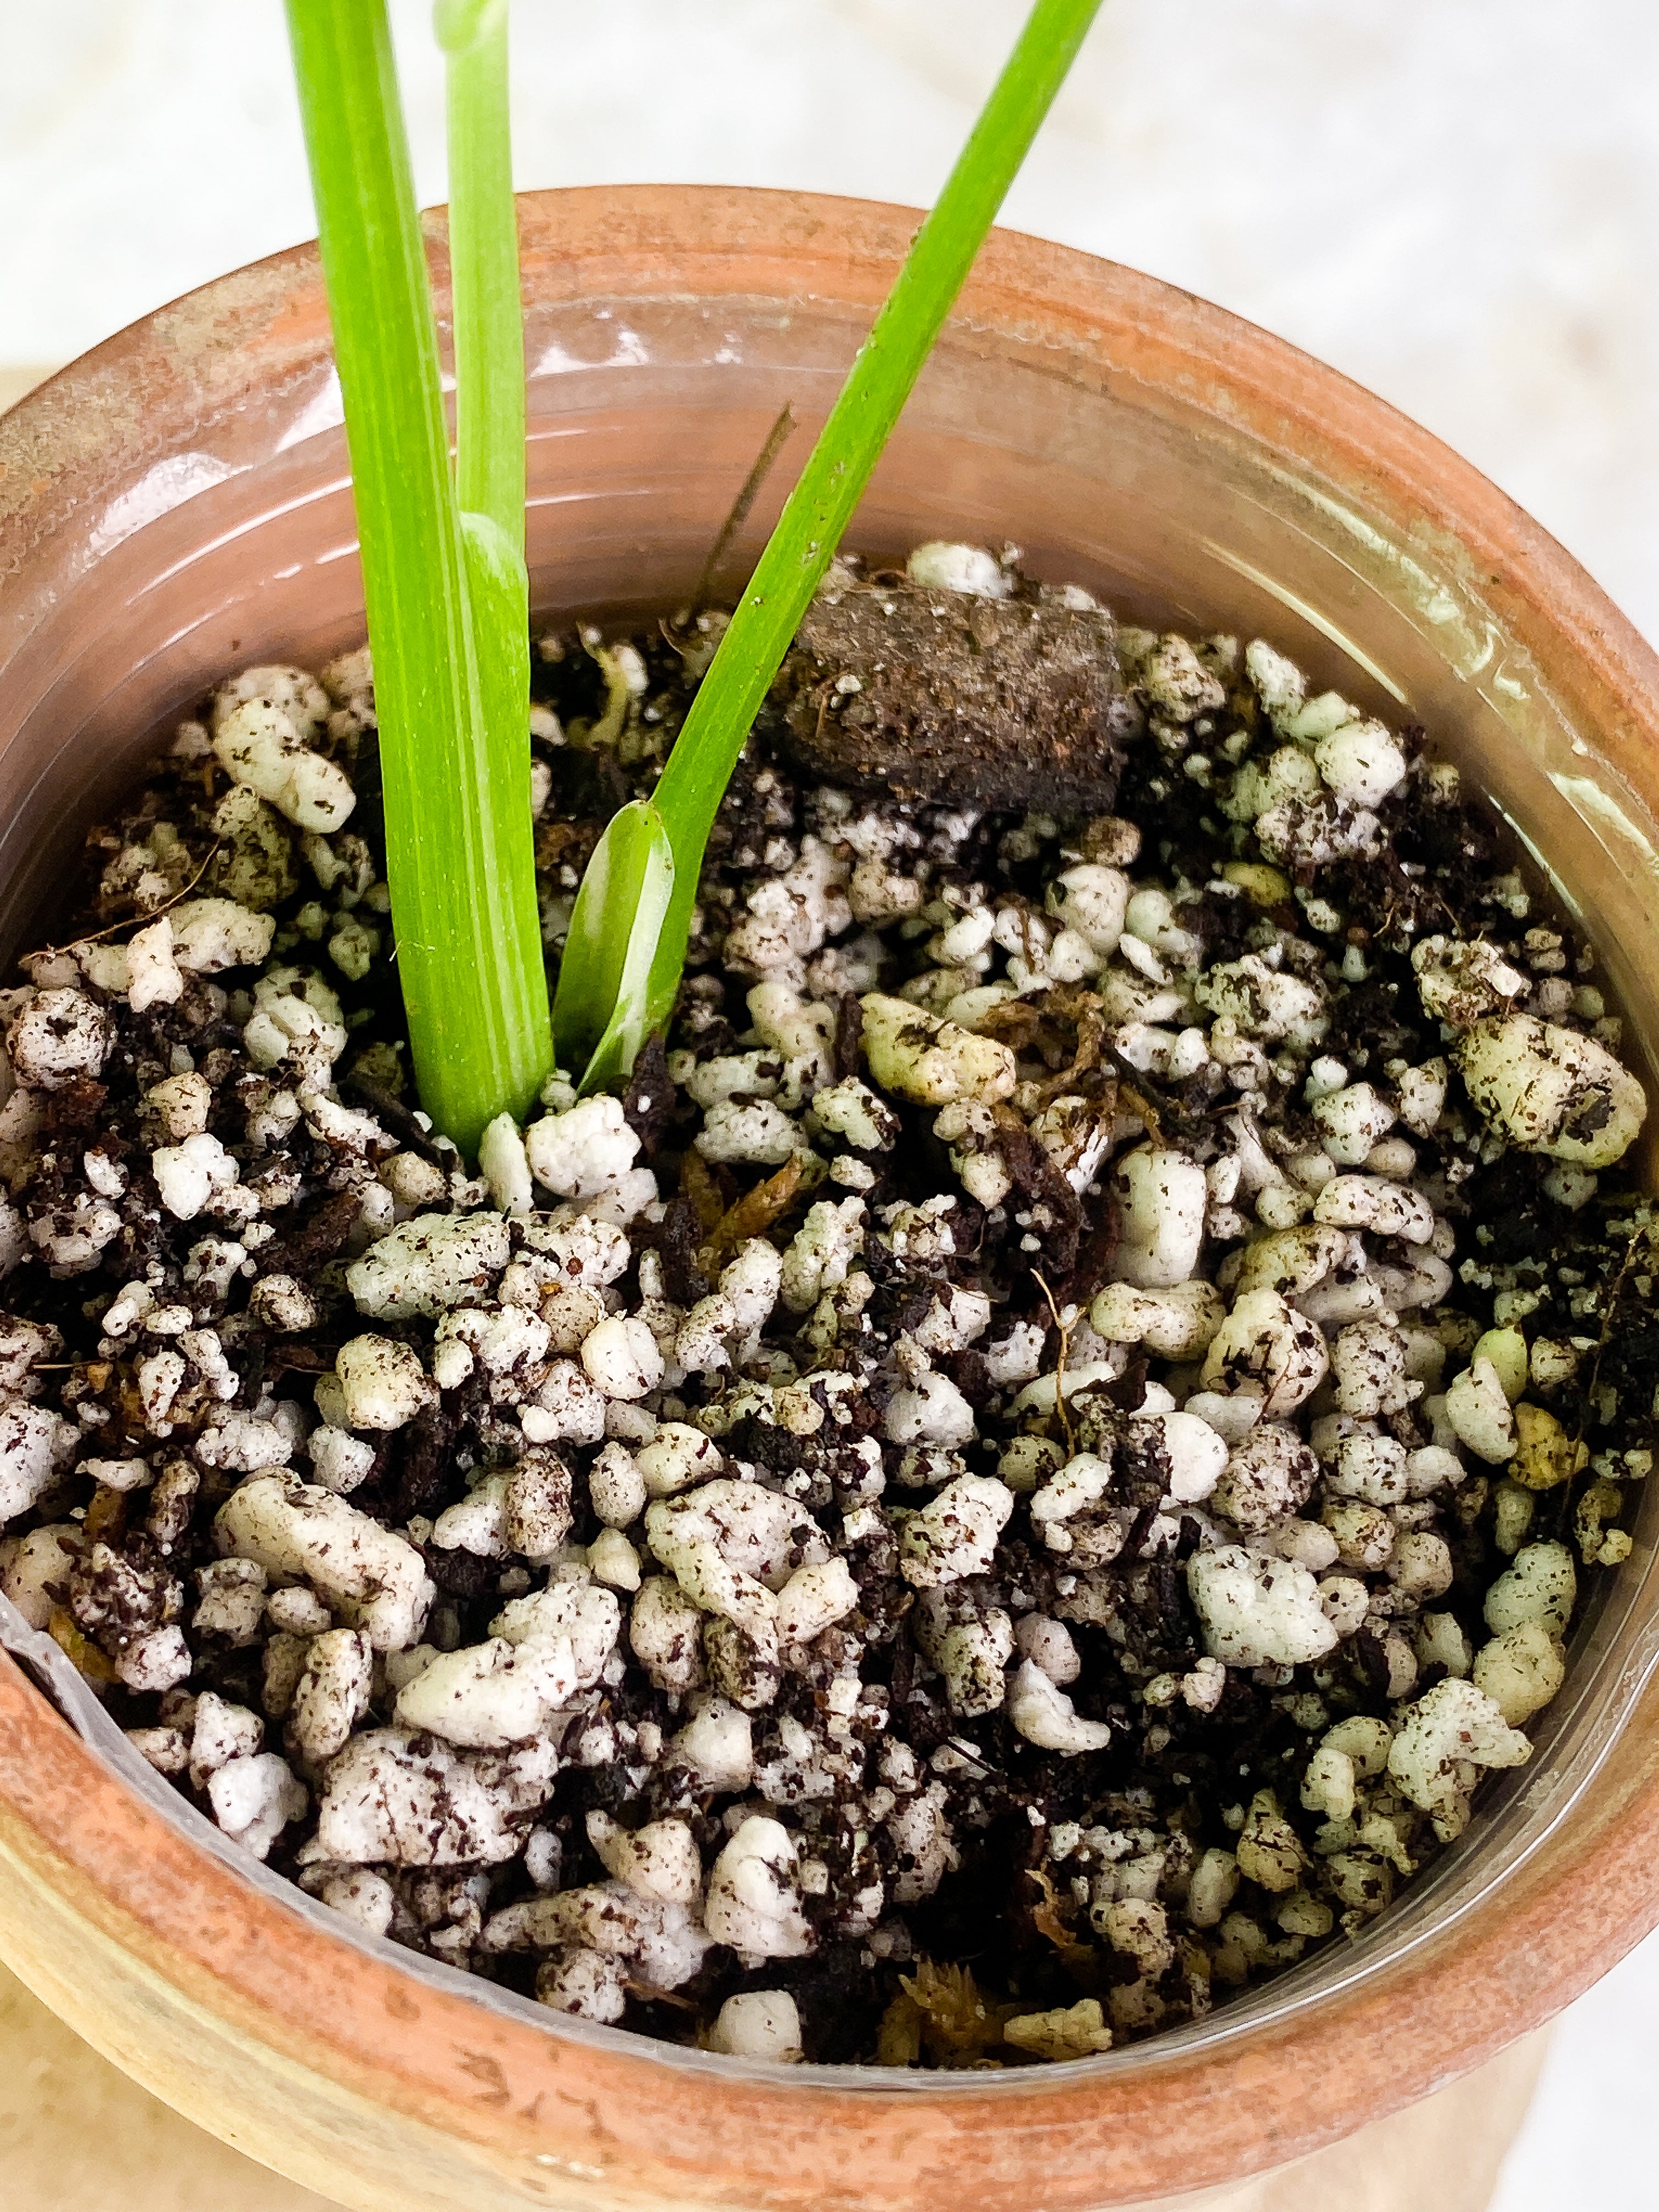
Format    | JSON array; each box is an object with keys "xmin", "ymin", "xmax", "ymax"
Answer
[{"xmin": 3, "ymin": 278, "xmax": 1658, "ymax": 2066}]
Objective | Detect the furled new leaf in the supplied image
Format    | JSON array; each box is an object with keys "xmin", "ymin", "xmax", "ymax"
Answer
[{"xmin": 552, "ymin": 800, "xmax": 676, "ymax": 1095}]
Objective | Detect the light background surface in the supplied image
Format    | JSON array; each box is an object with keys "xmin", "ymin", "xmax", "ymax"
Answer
[{"xmin": 1, "ymin": 5, "xmax": 1655, "ymax": 2205}]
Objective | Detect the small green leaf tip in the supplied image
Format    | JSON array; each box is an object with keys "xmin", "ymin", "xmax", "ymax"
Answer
[{"xmin": 552, "ymin": 800, "xmax": 677, "ymax": 1097}]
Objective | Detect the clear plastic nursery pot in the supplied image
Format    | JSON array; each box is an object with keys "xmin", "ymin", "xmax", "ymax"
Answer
[{"xmin": 1, "ymin": 185, "xmax": 1658, "ymax": 2212}]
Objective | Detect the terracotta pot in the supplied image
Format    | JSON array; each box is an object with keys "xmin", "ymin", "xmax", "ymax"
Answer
[{"xmin": 1, "ymin": 185, "xmax": 1657, "ymax": 2212}]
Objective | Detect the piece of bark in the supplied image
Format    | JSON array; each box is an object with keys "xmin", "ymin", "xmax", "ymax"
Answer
[{"xmin": 775, "ymin": 578, "xmax": 1134, "ymax": 811}]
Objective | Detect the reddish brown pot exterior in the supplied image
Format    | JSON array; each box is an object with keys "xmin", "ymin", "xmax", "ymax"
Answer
[{"xmin": 2, "ymin": 187, "xmax": 1658, "ymax": 2212}]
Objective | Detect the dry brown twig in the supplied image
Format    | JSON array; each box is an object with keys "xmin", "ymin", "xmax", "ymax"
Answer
[
  {"xmin": 1571, "ymin": 1225, "xmax": 1645, "ymax": 1454},
  {"xmin": 628, "ymin": 1979, "xmax": 699, "ymax": 2011},
  {"xmin": 681, "ymin": 400, "xmax": 797, "ymax": 624},
  {"xmin": 31, "ymin": 837, "xmax": 225, "ymax": 962},
  {"xmin": 1032, "ymin": 1267, "xmax": 1076, "ymax": 1455},
  {"xmin": 1556, "ymin": 1222, "xmax": 1649, "ymax": 1538}
]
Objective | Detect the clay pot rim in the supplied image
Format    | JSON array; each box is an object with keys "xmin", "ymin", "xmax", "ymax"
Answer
[{"xmin": 3, "ymin": 184, "xmax": 1659, "ymax": 2209}]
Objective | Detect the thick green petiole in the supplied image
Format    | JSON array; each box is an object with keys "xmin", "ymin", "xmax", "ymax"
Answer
[{"xmin": 285, "ymin": 0, "xmax": 549, "ymax": 1156}]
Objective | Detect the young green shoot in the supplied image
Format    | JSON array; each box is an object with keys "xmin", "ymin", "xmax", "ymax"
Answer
[
  {"xmin": 285, "ymin": 0, "xmax": 549, "ymax": 1155},
  {"xmin": 552, "ymin": 801, "xmax": 675, "ymax": 1094},
  {"xmin": 597, "ymin": 0, "xmax": 1105, "ymax": 1056}
]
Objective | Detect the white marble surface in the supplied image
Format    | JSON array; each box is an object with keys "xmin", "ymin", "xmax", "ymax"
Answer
[
  {"xmin": 1489, "ymin": 1929, "xmax": 1659, "ymax": 2212},
  {"xmin": 2, "ymin": 6, "xmax": 1657, "ymax": 2207}
]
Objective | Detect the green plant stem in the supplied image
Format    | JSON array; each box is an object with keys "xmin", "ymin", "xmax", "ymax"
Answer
[
  {"xmin": 286, "ymin": 0, "xmax": 549, "ymax": 1155},
  {"xmin": 437, "ymin": 0, "xmax": 524, "ymax": 546},
  {"xmin": 644, "ymin": 0, "xmax": 1103, "ymax": 1020}
]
